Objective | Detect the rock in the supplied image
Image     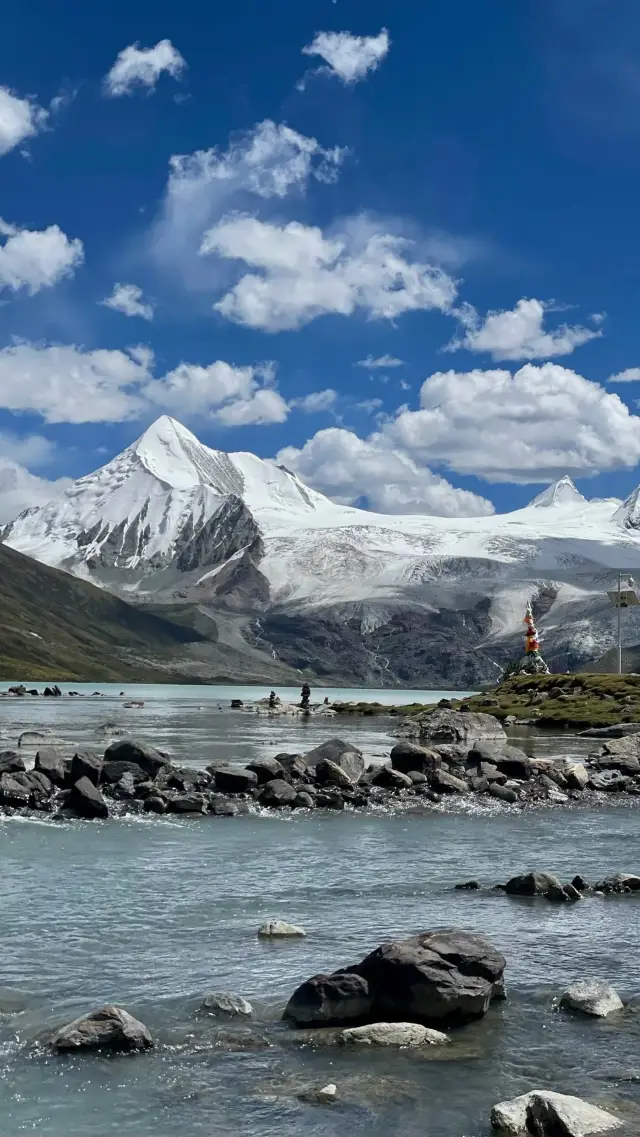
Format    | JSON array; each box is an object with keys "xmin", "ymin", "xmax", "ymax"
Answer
[
  {"xmin": 455, "ymin": 880, "xmax": 481, "ymax": 890},
  {"xmin": 594, "ymin": 872, "xmax": 640, "ymax": 893},
  {"xmin": 246, "ymin": 756, "xmax": 284, "ymax": 784},
  {"xmin": 144, "ymin": 795, "xmax": 167, "ymax": 814},
  {"xmin": 560, "ymin": 980, "xmax": 623, "ymax": 1018},
  {"xmin": 488, "ymin": 783, "xmax": 518, "ymax": 804},
  {"xmin": 213, "ymin": 767, "xmax": 258, "ymax": 794},
  {"xmin": 581, "ymin": 723, "xmax": 640, "ymax": 737},
  {"xmin": 112, "ymin": 772, "xmax": 136, "ymax": 799},
  {"xmin": 563, "ymin": 883, "xmax": 583, "ymax": 902},
  {"xmin": 340, "ymin": 1022, "xmax": 449, "ymax": 1047},
  {"xmin": 49, "ymin": 1005, "xmax": 153, "ymax": 1053},
  {"xmin": 416, "ymin": 709, "xmax": 506, "ymax": 748},
  {"xmin": 260, "ymin": 779, "xmax": 297, "ymax": 807},
  {"xmin": 390, "ymin": 741, "xmax": 441, "ymax": 775},
  {"xmin": 103, "ymin": 739, "xmax": 169, "ymax": 779},
  {"xmin": 0, "ymin": 751, "xmax": 26, "ymax": 775},
  {"xmin": 201, "ymin": 992, "xmax": 253, "ymax": 1018},
  {"xmin": 505, "ymin": 872, "xmax": 572, "ymax": 901},
  {"xmin": 315, "ymin": 758, "xmax": 354, "ymax": 788},
  {"xmin": 407, "ymin": 770, "xmax": 428, "ymax": 785},
  {"xmin": 299, "ymin": 1083, "xmax": 337, "ymax": 1105},
  {"xmin": 69, "ymin": 777, "xmax": 109, "ymax": 819},
  {"xmin": 315, "ymin": 791, "xmax": 345, "ymax": 810},
  {"xmin": 431, "ymin": 769, "xmax": 469, "ymax": 794},
  {"xmin": 286, "ymin": 928, "xmax": 505, "ymax": 1029},
  {"xmin": 0, "ymin": 772, "xmax": 30, "ymax": 808},
  {"xmin": 208, "ymin": 794, "xmax": 239, "ymax": 816},
  {"xmin": 166, "ymin": 792, "xmax": 207, "ymax": 814},
  {"xmin": 101, "ymin": 759, "xmax": 148, "ymax": 784},
  {"xmin": 590, "ymin": 771, "xmax": 630, "ymax": 792},
  {"xmin": 565, "ymin": 763, "xmax": 589, "ymax": 790},
  {"xmin": 294, "ymin": 792, "xmax": 315, "ymax": 809},
  {"xmin": 71, "ymin": 749, "xmax": 103, "ymax": 787},
  {"xmin": 469, "ymin": 741, "xmax": 532, "ymax": 779},
  {"xmin": 259, "ymin": 920, "xmax": 306, "ymax": 938},
  {"xmin": 491, "ymin": 1090, "xmax": 623, "ymax": 1135},
  {"xmin": 571, "ymin": 875, "xmax": 590, "ymax": 892},
  {"xmin": 284, "ymin": 973, "xmax": 371, "ymax": 1025},
  {"xmin": 371, "ymin": 766, "xmax": 413, "ymax": 790},
  {"xmin": 34, "ymin": 748, "xmax": 68, "ymax": 787},
  {"xmin": 273, "ymin": 753, "xmax": 308, "ymax": 779},
  {"xmin": 26, "ymin": 770, "xmax": 53, "ymax": 809},
  {"xmin": 303, "ymin": 738, "xmax": 364, "ymax": 784}
]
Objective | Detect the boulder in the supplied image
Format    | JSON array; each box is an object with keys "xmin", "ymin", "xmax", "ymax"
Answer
[
  {"xmin": 0, "ymin": 751, "xmax": 26, "ymax": 775},
  {"xmin": 201, "ymin": 992, "xmax": 253, "ymax": 1018},
  {"xmin": 294, "ymin": 791, "xmax": 315, "ymax": 809},
  {"xmin": 594, "ymin": 873, "xmax": 640, "ymax": 893},
  {"xmin": 491, "ymin": 1090, "xmax": 622, "ymax": 1135},
  {"xmin": 431, "ymin": 769, "xmax": 469, "ymax": 794},
  {"xmin": 455, "ymin": 880, "xmax": 481, "ymax": 890},
  {"xmin": 565, "ymin": 763, "xmax": 589, "ymax": 791},
  {"xmin": 340, "ymin": 1022, "xmax": 449, "ymax": 1047},
  {"xmin": 34, "ymin": 748, "xmax": 68, "ymax": 788},
  {"xmin": 299, "ymin": 1083, "xmax": 337, "ymax": 1105},
  {"xmin": 488, "ymin": 783, "xmax": 518, "ymax": 804},
  {"xmin": 416, "ymin": 709, "xmax": 506, "ymax": 748},
  {"xmin": 213, "ymin": 767, "xmax": 258, "ymax": 794},
  {"xmin": 258, "ymin": 920, "xmax": 306, "ymax": 938},
  {"xmin": 303, "ymin": 738, "xmax": 364, "ymax": 784},
  {"xmin": 505, "ymin": 872, "xmax": 572, "ymax": 901},
  {"xmin": 286, "ymin": 928, "xmax": 505, "ymax": 1029},
  {"xmin": 469, "ymin": 741, "xmax": 532, "ymax": 780},
  {"xmin": 590, "ymin": 771, "xmax": 630, "ymax": 792},
  {"xmin": 260, "ymin": 779, "xmax": 297, "ymax": 807},
  {"xmin": 104, "ymin": 739, "xmax": 169, "ymax": 779},
  {"xmin": 284, "ymin": 973, "xmax": 371, "ymax": 1025},
  {"xmin": 560, "ymin": 980, "xmax": 623, "ymax": 1018},
  {"xmin": 26, "ymin": 770, "xmax": 53, "ymax": 809},
  {"xmin": 144, "ymin": 795, "xmax": 167, "ymax": 814},
  {"xmin": 273, "ymin": 753, "xmax": 308, "ymax": 779},
  {"xmin": 390, "ymin": 741, "xmax": 441, "ymax": 775},
  {"xmin": 49, "ymin": 1005, "xmax": 153, "ymax": 1053},
  {"xmin": 0, "ymin": 772, "xmax": 30, "ymax": 808},
  {"xmin": 371, "ymin": 766, "xmax": 413, "ymax": 790},
  {"xmin": 69, "ymin": 777, "xmax": 109, "ymax": 819},
  {"xmin": 407, "ymin": 770, "xmax": 428, "ymax": 785},
  {"xmin": 71, "ymin": 750, "xmax": 103, "ymax": 787},
  {"xmin": 315, "ymin": 791, "xmax": 345, "ymax": 810},
  {"xmin": 209, "ymin": 795, "xmax": 239, "ymax": 817},
  {"xmin": 315, "ymin": 758, "xmax": 354, "ymax": 788},
  {"xmin": 246, "ymin": 756, "xmax": 284, "ymax": 784},
  {"xmin": 166, "ymin": 792, "xmax": 207, "ymax": 814},
  {"xmin": 101, "ymin": 759, "xmax": 147, "ymax": 784}
]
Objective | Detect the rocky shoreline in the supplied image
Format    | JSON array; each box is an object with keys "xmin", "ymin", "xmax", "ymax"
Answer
[{"xmin": 2, "ymin": 708, "xmax": 640, "ymax": 822}]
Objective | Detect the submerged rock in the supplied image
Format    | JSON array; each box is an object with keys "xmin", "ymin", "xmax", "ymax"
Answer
[
  {"xmin": 505, "ymin": 871, "xmax": 574, "ymax": 901},
  {"xmin": 340, "ymin": 1022, "xmax": 449, "ymax": 1047},
  {"xmin": 560, "ymin": 979, "xmax": 623, "ymax": 1018},
  {"xmin": 258, "ymin": 920, "xmax": 306, "ymax": 938},
  {"xmin": 201, "ymin": 992, "xmax": 253, "ymax": 1018},
  {"xmin": 491, "ymin": 1089, "xmax": 622, "ymax": 1135},
  {"xmin": 284, "ymin": 973, "xmax": 371, "ymax": 1026},
  {"xmin": 298, "ymin": 1083, "xmax": 338, "ymax": 1105},
  {"xmin": 49, "ymin": 1005, "xmax": 153, "ymax": 1053}
]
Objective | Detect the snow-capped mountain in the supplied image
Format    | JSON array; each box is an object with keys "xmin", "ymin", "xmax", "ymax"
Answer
[{"xmin": 4, "ymin": 415, "xmax": 640, "ymax": 685}]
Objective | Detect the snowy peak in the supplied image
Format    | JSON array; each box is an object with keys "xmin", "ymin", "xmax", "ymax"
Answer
[
  {"xmin": 614, "ymin": 485, "xmax": 640, "ymax": 530},
  {"xmin": 529, "ymin": 475, "xmax": 586, "ymax": 508},
  {"xmin": 132, "ymin": 416, "xmax": 244, "ymax": 495}
]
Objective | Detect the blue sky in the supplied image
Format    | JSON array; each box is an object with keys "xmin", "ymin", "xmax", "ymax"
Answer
[{"xmin": 2, "ymin": 0, "xmax": 640, "ymax": 519}]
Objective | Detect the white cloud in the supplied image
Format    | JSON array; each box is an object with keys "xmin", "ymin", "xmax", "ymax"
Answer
[
  {"xmin": 204, "ymin": 216, "xmax": 456, "ymax": 331},
  {"xmin": 151, "ymin": 119, "xmax": 345, "ymax": 287},
  {"xmin": 0, "ymin": 217, "xmax": 83, "ymax": 294},
  {"xmin": 356, "ymin": 398, "xmax": 383, "ymax": 413},
  {"xmin": 356, "ymin": 353, "xmax": 404, "ymax": 369},
  {"xmin": 0, "ymin": 434, "xmax": 70, "ymax": 524},
  {"xmin": 290, "ymin": 389, "xmax": 338, "ymax": 413},
  {"xmin": 0, "ymin": 86, "xmax": 47, "ymax": 156},
  {"xmin": 387, "ymin": 363, "xmax": 640, "ymax": 482},
  {"xmin": 277, "ymin": 427, "xmax": 493, "ymax": 517},
  {"xmin": 101, "ymin": 282, "xmax": 154, "ymax": 320},
  {"xmin": 301, "ymin": 28, "xmax": 390, "ymax": 84},
  {"xmin": 447, "ymin": 298, "xmax": 601, "ymax": 361},
  {"xmin": 104, "ymin": 40, "xmax": 186, "ymax": 97},
  {"xmin": 0, "ymin": 341, "xmax": 288, "ymax": 427},
  {"xmin": 608, "ymin": 367, "xmax": 640, "ymax": 382}
]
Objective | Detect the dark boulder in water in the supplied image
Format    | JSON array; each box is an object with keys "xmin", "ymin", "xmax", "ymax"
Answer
[
  {"xmin": 246, "ymin": 756, "xmax": 284, "ymax": 783},
  {"xmin": 303, "ymin": 739, "xmax": 364, "ymax": 784},
  {"xmin": 69, "ymin": 777, "xmax": 109, "ymax": 820},
  {"xmin": 71, "ymin": 750, "xmax": 103, "ymax": 787},
  {"xmin": 101, "ymin": 759, "xmax": 148, "ymax": 784},
  {"xmin": 34, "ymin": 748, "xmax": 68, "ymax": 788},
  {"xmin": 260, "ymin": 779, "xmax": 297, "ymax": 807},
  {"xmin": 0, "ymin": 751, "xmax": 26, "ymax": 776},
  {"xmin": 213, "ymin": 767, "xmax": 258, "ymax": 794},
  {"xmin": 0, "ymin": 772, "xmax": 31, "ymax": 808},
  {"xmin": 284, "ymin": 973, "xmax": 371, "ymax": 1026},
  {"xmin": 49, "ymin": 1005, "xmax": 153, "ymax": 1053},
  {"xmin": 104, "ymin": 739, "xmax": 168, "ymax": 779},
  {"xmin": 390, "ymin": 741, "xmax": 441, "ymax": 775}
]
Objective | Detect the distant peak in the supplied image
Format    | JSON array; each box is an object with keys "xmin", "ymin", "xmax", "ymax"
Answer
[
  {"xmin": 133, "ymin": 415, "xmax": 199, "ymax": 451},
  {"xmin": 614, "ymin": 485, "xmax": 640, "ymax": 530},
  {"xmin": 528, "ymin": 475, "xmax": 586, "ymax": 508}
]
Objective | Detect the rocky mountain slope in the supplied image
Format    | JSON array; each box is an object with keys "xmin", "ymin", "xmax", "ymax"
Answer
[{"xmin": 4, "ymin": 416, "xmax": 640, "ymax": 685}]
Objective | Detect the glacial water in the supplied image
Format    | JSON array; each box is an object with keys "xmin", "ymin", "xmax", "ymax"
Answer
[{"xmin": 1, "ymin": 687, "xmax": 640, "ymax": 1135}]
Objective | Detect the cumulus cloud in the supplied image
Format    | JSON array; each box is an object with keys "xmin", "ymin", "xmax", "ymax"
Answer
[
  {"xmin": 101, "ymin": 282, "xmax": 155, "ymax": 320},
  {"xmin": 447, "ymin": 298, "xmax": 601, "ymax": 361},
  {"xmin": 203, "ymin": 216, "xmax": 456, "ymax": 331},
  {"xmin": 104, "ymin": 40, "xmax": 186, "ymax": 97},
  {"xmin": 356, "ymin": 398, "xmax": 383, "ymax": 414},
  {"xmin": 151, "ymin": 120, "xmax": 345, "ymax": 287},
  {"xmin": 387, "ymin": 363, "xmax": 640, "ymax": 482},
  {"xmin": 608, "ymin": 367, "xmax": 640, "ymax": 382},
  {"xmin": 356, "ymin": 353, "xmax": 404, "ymax": 369},
  {"xmin": 0, "ymin": 86, "xmax": 48, "ymax": 156},
  {"xmin": 290, "ymin": 389, "xmax": 338, "ymax": 413},
  {"xmin": 0, "ymin": 217, "xmax": 83, "ymax": 295},
  {"xmin": 0, "ymin": 434, "xmax": 70, "ymax": 524},
  {"xmin": 0, "ymin": 341, "xmax": 288, "ymax": 427},
  {"xmin": 301, "ymin": 28, "xmax": 390, "ymax": 84},
  {"xmin": 277, "ymin": 427, "xmax": 493, "ymax": 517}
]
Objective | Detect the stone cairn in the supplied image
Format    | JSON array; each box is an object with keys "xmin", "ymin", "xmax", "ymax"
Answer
[{"xmin": 510, "ymin": 602, "xmax": 550, "ymax": 676}]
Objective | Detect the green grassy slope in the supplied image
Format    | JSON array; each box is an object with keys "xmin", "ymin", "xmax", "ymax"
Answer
[{"xmin": 0, "ymin": 543, "xmax": 205, "ymax": 681}]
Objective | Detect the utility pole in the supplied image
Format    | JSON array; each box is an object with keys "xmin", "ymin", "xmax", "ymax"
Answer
[
  {"xmin": 617, "ymin": 572, "xmax": 622, "ymax": 676},
  {"xmin": 607, "ymin": 574, "xmax": 639, "ymax": 675}
]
